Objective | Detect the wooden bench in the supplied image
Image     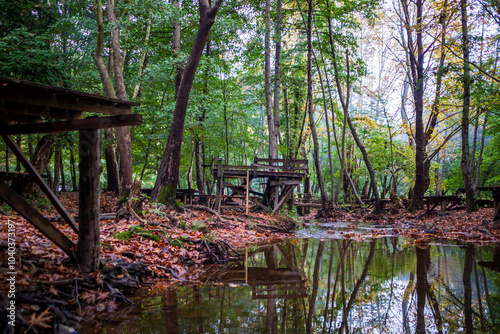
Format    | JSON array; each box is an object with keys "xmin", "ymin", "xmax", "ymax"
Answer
[
  {"xmin": 176, "ymin": 188, "xmax": 198, "ymax": 205},
  {"xmin": 477, "ymin": 186, "xmax": 500, "ymax": 222},
  {"xmin": 421, "ymin": 195, "xmax": 463, "ymax": 214}
]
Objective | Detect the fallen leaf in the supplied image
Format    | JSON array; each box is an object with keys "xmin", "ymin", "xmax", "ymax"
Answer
[{"xmin": 29, "ymin": 307, "xmax": 52, "ymax": 329}]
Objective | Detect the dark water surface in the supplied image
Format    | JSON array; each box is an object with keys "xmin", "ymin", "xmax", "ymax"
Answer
[{"xmin": 79, "ymin": 237, "xmax": 500, "ymax": 333}]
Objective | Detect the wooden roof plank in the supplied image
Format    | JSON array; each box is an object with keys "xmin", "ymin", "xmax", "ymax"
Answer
[{"xmin": 0, "ymin": 114, "xmax": 143, "ymax": 135}]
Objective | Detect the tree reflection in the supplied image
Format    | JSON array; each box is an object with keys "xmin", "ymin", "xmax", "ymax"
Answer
[
  {"xmin": 339, "ymin": 239, "xmax": 376, "ymax": 333},
  {"xmin": 416, "ymin": 245, "xmax": 430, "ymax": 334},
  {"xmin": 463, "ymin": 244, "xmax": 474, "ymax": 333},
  {"xmin": 162, "ymin": 288, "xmax": 179, "ymax": 334},
  {"xmin": 82, "ymin": 239, "xmax": 500, "ymax": 334}
]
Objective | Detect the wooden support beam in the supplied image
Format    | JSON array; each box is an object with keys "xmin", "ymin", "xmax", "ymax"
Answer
[
  {"xmin": 0, "ymin": 114, "xmax": 143, "ymax": 135},
  {"xmin": 0, "ymin": 101, "xmax": 83, "ymax": 120},
  {"xmin": 250, "ymin": 198, "xmax": 270, "ymax": 211},
  {"xmin": 0, "ymin": 181, "xmax": 75, "ymax": 258},
  {"xmin": 272, "ymin": 185, "xmax": 297, "ymax": 214},
  {"xmin": 254, "ymin": 158, "xmax": 308, "ymax": 164},
  {"xmin": 2, "ymin": 135, "xmax": 78, "ymax": 233},
  {"xmin": 246, "ymin": 171, "xmax": 250, "ymax": 215},
  {"xmin": 77, "ymin": 128, "xmax": 102, "ymax": 273},
  {"xmin": 269, "ymin": 180, "xmax": 302, "ymax": 186}
]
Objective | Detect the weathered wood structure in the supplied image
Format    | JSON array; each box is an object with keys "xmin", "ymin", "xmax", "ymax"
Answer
[
  {"xmin": 478, "ymin": 186, "xmax": 500, "ymax": 222},
  {"xmin": 421, "ymin": 195, "xmax": 463, "ymax": 214},
  {"xmin": 210, "ymin": 157, "xmax": 308, "ymax": 214},
  {"xmin": 0, "ymin": 76, "xmax": 142, "ymax": 272}
]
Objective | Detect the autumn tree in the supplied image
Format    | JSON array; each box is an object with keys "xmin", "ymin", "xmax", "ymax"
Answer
[{"xmin": 152, "ymin": 0, "xmax": 224, "ymax": 204}]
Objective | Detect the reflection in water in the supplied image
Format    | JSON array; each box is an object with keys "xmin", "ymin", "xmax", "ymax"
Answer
[{"xmin": 80, "ymin": 238, "xmax": 500, "ymax": 333}]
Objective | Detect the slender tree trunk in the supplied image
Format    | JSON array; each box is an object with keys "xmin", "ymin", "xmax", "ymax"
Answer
[
  {"xmin": 305, "ymin": 1, "xmax": 328, "ymax": 207},
  {"xmin": 53, "ymin": 144, "xmax": 61, "ymax": 193},
  {"xmin": 132, "ymin": 15, "xmax": 152, "ymax": 101},
  {"xmin": 172, "ymin": 0, "xmax": 184, "ymax": 98},
  {"xmin": 324, "ymin": 0, "xmax": 363, "ymax": 207},
  {"xmin": 422, "ymin": 0, "xmax": 449, "ymax": 195},
  {"xmin": 15, "ymin": 136, "xmax": 21, "ymax": 172},
  {"xmin": 93, "ymin": 0, "xmax": 134, "ymax": 194},
  {"xmin": 272, "ymin": 0, "xmax": 282, "ymax": 155},
  {"xmin": 152, "ymin": 0, "xmax": 224, "ymax": 204},
  {"xmin": 312, "ymin": 19, "xmax": 336, "ymax": 206},
  {"xmin": 195, "ymin": 42, "xmax": 211, "ymax": 195},
  {"xmin": 404, "ymin": 0, "xmax": 426, "ymax": 211},
  {"xmin": 474, "ymin": 112, "xmax": 488, "ymax": 190},
  {"xmin": 70, "ymin": 145, "xmax": 77, "ymax": 191},
  {"xmin": 59, "ymin": 149, "xmax": 66, "ymax": 192},
  {"xmin": 107, "ymin": 0, "xmax": 133, "ymax": 193},
  {"xmin": 5, "ymin": 149, "xmax": 9, "ymax": 172},
  {"xmin": 265, "ymin": 0, "xmax": 277, "ymax": 159},
  {"xmin": 460, "ymin": 0, "xmax": 477, "ymax": 212}
]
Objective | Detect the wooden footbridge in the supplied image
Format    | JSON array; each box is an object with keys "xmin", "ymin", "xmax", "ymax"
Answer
[{"xmin": 210, "ymin": 158, "xmax": 308, "ymax": 214}]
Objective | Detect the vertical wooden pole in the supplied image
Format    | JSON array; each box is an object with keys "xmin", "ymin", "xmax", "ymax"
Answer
[
  {"xmin": 77, "ymin": 127, "xmax": 101, "ymax": 273},
  {"xmin": 493, "ymin": 190, "xmax": 500, "ymax": 221},
  {"xmin": 245, "ymin": 170, "xmax": 250, "ymax": 215}
]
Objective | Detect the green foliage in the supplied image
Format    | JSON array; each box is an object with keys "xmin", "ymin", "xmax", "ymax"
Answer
[{"xmin": 113, "ymin": 225, "xmax": 159, "ymax": 241}]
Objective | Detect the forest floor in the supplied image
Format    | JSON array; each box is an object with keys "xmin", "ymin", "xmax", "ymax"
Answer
[{"xmin": 0, "ymin": 192, "xmax": 498, "ymax": 332}]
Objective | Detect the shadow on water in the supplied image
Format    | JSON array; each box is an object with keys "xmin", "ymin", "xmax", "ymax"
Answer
[{"xmin": 79, "ymin": 238, "xmax": 500, "ymax": 333}]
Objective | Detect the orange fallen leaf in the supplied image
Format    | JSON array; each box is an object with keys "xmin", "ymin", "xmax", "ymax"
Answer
[{"xmin": 29, "ymin": 307, "xmax": 52, "ymax": 329}]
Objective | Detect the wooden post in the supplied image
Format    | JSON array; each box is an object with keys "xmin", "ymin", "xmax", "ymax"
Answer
[
  {"xmin": 493, "ymin": 190, "xmax": 500, "ymax": 222},
  {"xmin": 245, "ymin": 170, "xmax": 250, "ymax": 215},
  {"xmin": 77, "ymin": 128, "xmax": 101, "ymax": 273}
]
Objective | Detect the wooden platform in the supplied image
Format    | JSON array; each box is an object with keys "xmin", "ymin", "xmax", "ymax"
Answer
[
  {"xmin": 421, "ymin": 195, "xmax": 463, "ymax": 214},
  {"xmin": 211, "ymin": 158, "xmax": 307, "ymax": 214},
  {"xmin": 477, "ymin": 186, "xmax": 500, "ymax": 221}
]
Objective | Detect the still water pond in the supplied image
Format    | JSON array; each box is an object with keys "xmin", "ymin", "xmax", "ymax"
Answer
[{"xmin": 80, "ymin": 237, "xmax": 500, "ymax": 333}]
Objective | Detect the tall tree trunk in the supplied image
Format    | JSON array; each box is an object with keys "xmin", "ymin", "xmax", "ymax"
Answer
[
  {"xmin": 93, "ymin": 0, "xmax": 134, "ymax": 194},
  {"xmin": 272, "ymin": 0, "xmax": 282, "ymax": 155},
  {"xmin": 265, "ymin": 0, "xmax": 277, "ymax": 159},
  {"xmin": 306, "ymin": 0, "xmax": 328, "ymax": 207},
  {"xmin": 422, "ymin": 0, "xmax": 449, "ymax": 196},
  {"xmin": 107, "ymin": 0, "xmax": 133, "ymax": 193},
  {"xmin": 152, "ymin": 0, "xmax": 224, "ymax": 204},
  {"xmin": 460, "ymin": 0, "xmax": 477, "ymax": 212},
  {"xmin": 195, "ymin": 42, "xmax": 211, "ymax": 195},
  {"xmin": 172, "ymin": 0, "xmax": 184, "ymax": 98},
  {"xmin": 402, "ymin": 0, "xmax": 426, "ymax": 211},
  {"xmin": 313, "ymin": 19, "xmax": 336, "ymax": 206},
  {"xmin": 324, "ymin": 0, "xmax": 363, "ymax": 207}
]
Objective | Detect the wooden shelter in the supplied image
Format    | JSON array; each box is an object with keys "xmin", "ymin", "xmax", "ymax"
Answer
[
  {"xmin": 210, "ymin": 157, "xmax": 308, "ymax": 214},
  {"xmin": 0, "ymin": 76, "xmax": 142, "ymax": 272}
]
